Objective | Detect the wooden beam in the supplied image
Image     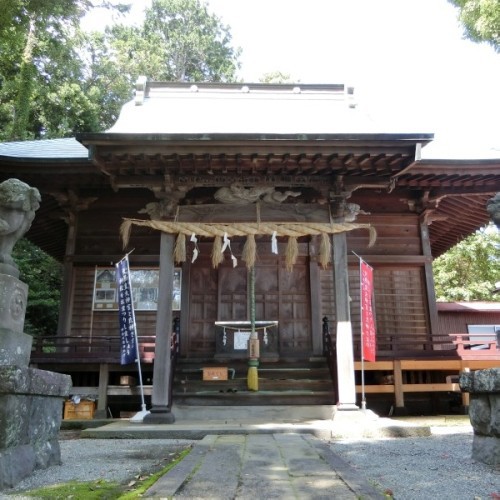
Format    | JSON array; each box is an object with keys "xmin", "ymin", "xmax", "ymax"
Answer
[{"xmin": 178, "ymin": 203, "xmax": 332, "ymax": 223}]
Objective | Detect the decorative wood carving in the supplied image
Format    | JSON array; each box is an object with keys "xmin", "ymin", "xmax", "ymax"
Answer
[{"xmin": 213, "ymin": 185, "xmax": 301, "ymax": 205}]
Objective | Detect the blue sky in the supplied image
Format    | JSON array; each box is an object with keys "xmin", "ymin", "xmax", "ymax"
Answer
[{"xmin": 84, "ymin": 0, "xmax": 500, "ymax": 159}]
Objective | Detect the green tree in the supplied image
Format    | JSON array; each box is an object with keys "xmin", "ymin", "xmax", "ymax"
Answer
[
  {"xmin": 0, "ymin": 0, "xmax": 241, "ymax": 140},
  {"xmin": 106, "ymin": 0, "xmax": 241, "ymax": 83},
  {"xmin": 259, "ymin": 71, "xmax": 294, "ymax": 84},
  {"xmin": 433, "ymin": 224, "xmax": 500, "ymax": 301},
  {"xmin": 0, "ymin": 0, "xmax": 130, "ymax": 140},
  {"xmin": 448, "ymin": 0, "xmax": 500, "ymax": 52},
  {"xmin": 12, "ymin": 238, "xmax": 62, "ymax": 337}
]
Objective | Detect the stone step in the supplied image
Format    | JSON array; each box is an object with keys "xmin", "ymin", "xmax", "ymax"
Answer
[{"xmin": 171, "ymin": 403, "xmax": 336, "ymax": 421}]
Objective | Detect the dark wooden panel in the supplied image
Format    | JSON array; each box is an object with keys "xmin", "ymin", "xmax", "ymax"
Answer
[
  {"xmin": 255, "ymin": 261, "xmax": 280, "ymax": 320},
  {"xmin": 279, "ymin": 258, "xmax": 312, "ymax": 353},
  {"xmin": 219, "ymin": 265, "xmax": 248, "ymax": 320},
  {"xmin": 187, "ymin": 259, "xmax": 218, "ymax": 357}
]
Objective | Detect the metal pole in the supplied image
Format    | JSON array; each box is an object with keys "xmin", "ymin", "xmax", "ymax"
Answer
[{"xmin": 353, "ymin": 251, "xmax": 366, "ymax": 410}]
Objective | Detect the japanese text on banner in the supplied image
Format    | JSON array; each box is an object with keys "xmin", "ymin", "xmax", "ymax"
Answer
[
  {"xmin": 116, "ymin": 257, "xmax": 138, "ymax": 365},
  {"xmin": 360, "ymin": 260, "xmax": 376, "ymax": 362}
]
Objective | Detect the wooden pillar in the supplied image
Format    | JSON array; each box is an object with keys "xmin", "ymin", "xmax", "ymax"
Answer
[
  {"xmin": 333, "ymin": 232, "xmax": 358, "ymax": 410},
  {"xmin": 94, "ymin": 363, "xmax": 109, "ymax": 419},
  {"xmin": 143, "ymin": 232, "xmax": 175, "ymax": 424},
  {"xmin": 420, "ymin": 219, "xmax": 439, "ymax": 337},
  {"xmin": 393, "ymin": 359, "xmax": 405, "ymax": 411},
  {"xmin": 57, "ymin": 211, "xmax": 77, "ymax": 336}
]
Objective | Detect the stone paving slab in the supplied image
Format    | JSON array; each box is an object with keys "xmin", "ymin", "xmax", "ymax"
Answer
[{"xmin": 144, "ymin": 433, "xmax": 385, "ymax": 499}]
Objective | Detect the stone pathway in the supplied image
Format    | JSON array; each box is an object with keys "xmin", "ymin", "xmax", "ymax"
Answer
[{"xmin": 144, "ymin": 433, "xmax": 384, "ymax": 499}]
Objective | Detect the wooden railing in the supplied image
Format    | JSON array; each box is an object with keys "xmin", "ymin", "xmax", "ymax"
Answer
[
  {"xmin": 31, "ymin": 319, "xmax": 181, "ymax": 369},
  {"xmin": 347, "ymin": 333, "xmax": 499, "ymax": 360},
  {"xmin": 31, "ymin": 335, "xmax": 157, "ymax": 364},
  {"xmin": 322, "ymin": 320, "xmax": 499, "ymax": 410},
  {"xmin": 451, "ymin": 333, "xmax": 499, "ymax": 359},
  {"xmin": 33, "ymin": 328, "xmax": 498, "ymax": 365}
]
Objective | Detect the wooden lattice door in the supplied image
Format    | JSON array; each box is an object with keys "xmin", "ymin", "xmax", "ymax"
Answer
[{"xmin": 186, "ymin": 250, "xmax": 312, "ymax": 358}]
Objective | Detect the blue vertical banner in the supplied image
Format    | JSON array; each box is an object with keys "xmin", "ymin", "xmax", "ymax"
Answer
[{"xmin": 116, "ymin": 256, "xmax": 138, "ymax": 365}]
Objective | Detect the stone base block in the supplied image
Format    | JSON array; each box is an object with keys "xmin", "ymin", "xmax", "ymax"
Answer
[
  {"xmin": 472, "ymin": 435, "xmax": 500, "ymax": 467},
  {"xmin": 0, "ymin": 439, "xmax": 61, "ymax": 490},
  {"xmin": 143, "ymin": 409, "xmax": 176, "ymax": 424},
  {"xmin": 0, "ymin": 366, "xmax": 71, "ymax": 489}
]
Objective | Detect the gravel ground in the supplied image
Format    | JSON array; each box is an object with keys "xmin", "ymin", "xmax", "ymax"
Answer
[
  {"xmin": 0, "ymin": 436, "xmax": 195, "ymax": 499},
  {"xmin": 1, "ymin": 426, "xmax": 499, "ymax": 499},
  {"xmin": 331, "ymin": 426, "xmax": 500, "ymax": 500}
]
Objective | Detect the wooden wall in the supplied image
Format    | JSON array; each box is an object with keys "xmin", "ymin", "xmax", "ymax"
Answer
[
  {"xmin": 70, "ymin": 266, "xmax": 157, "ymax": 338},
  {"xmin": 320, "ymin": 212, "xmax": 431, "ymax": 354},
  {"xmin": 69, "ymin": 207, "xmax": 433, "ymax": 357},
  {"xmin": 437, "ymin": 311, "xmax": 500, "ymax": 335}
]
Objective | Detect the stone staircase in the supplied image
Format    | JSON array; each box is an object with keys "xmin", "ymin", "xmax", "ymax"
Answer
[{"xmin": 172, "ymin": 358, "xmax": 336, "ymax": 406}]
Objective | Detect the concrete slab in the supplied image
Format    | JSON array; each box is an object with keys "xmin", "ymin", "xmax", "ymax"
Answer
[{"xmin": 80, "ymin": 409, "xmax": 433, "ymax": 440}]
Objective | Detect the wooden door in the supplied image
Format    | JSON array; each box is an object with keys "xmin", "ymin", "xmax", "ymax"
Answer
[
  {"xmin": 186, "ymin": 256, "xmax": 218, "ymax": 357},
  {"xmin": 186, "ymin": 247, "xmax": 312, "ymax": 358},
  {"xmin": 277, "ymin": 256, "xmax": 311, "ymax": 354}
]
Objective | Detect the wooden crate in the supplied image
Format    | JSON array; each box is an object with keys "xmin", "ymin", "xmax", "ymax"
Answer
[
  {"xmin": 202, "ymin": 367, "xmax": 228, "ymax": 381},
  {"xmin": 63, "ymin": 400, "xmax": 95, "ymax": 420}
]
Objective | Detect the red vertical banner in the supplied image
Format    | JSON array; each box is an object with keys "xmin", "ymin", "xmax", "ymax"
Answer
[{"xmin": 360, "ymin": 260, "xmax": 376, "ymax": 362}]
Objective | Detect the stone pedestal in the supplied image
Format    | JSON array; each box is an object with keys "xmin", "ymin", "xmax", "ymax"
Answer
[
  {"xmin": 460, "ymin": 368, "xmax": 500, "ymax": 467},
  {"xmin": 0, "ymin": 273, "xmax": 72, "ymax": 490}
]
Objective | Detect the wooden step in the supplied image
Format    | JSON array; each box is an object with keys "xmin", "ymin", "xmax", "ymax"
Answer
[
  {"xmin": 173, "ymin": 390, "xmax": 335, "ymax": 406},
  {"xmin": 172, "ymin": 357, "xmax": 335, "ymax": 406}
]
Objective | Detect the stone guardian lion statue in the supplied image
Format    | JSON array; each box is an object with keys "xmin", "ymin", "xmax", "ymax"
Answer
[{"xmin": 0, "ymin": 179, "xmax": 41, "ymax": 276}]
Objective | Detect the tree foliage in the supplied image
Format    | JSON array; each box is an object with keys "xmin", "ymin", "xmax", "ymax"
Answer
[
  {"xmin": 433, "ymin": 225, "xmax": 500, "ymax": 301},
  {"xmin": 259, "ymin": 71, "xmax": 294, "ymax": 84},
  {"xmin": 12, "ymin": 238, "xmax": 62, "ymax": 337},
  {"xmin": 0, "ymin": 0, "xmax": 240, "ymax": 140},
  {"xmin": 0, "ymin": 0, "xmax": 131, "ymax": 140},
  {"xmin": 448, "ymin": 0, "xmax": 500, "ymax": 52},
  {"xmin": 106, "ymin": 0, "xmax": 241, "ymax": 83}
]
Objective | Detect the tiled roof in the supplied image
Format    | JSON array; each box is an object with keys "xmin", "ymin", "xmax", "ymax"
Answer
[{"xmin": 0, "ymin": 138, "xmax": 88, "ymax": 159}]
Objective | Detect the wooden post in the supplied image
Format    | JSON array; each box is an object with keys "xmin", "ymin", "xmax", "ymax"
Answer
[
  {"xmin": 57, "ymin": 211, "xmax": 77, "ymax": 337},
  {"xmin": 94, "ymin": 363, "xmax": 109, "ymax": 419},
  {"xmin": 393, "ymin": 359, "xmax": 405, "ymax": 411},
  {"xmin": 333, "ymin": 232, "xmax": 358, "ymax": 410},
  {"xmin": 143, "ymin": 232, "xmax": 175, "ymax": 424},
  {"xmin": 420, "ymin": 219, "xmax": 439, "ymax": 338},
  {"xmin": 461, "ymin": 366, "xmax": 470, "ymax": 411}
]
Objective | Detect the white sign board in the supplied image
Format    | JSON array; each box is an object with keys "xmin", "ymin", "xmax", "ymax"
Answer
[{"xmin": 234, "ymin": 330, "xmax": 251, "ymax": 350}]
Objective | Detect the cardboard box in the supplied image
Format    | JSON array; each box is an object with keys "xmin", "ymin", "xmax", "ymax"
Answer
[
  {"xmin": 64, "ymin": 400, "xmax": 95, "ymax": 420},
  {"xmin": 202, "ymin": 367, "xmax": 228, "ymax": 381}
]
